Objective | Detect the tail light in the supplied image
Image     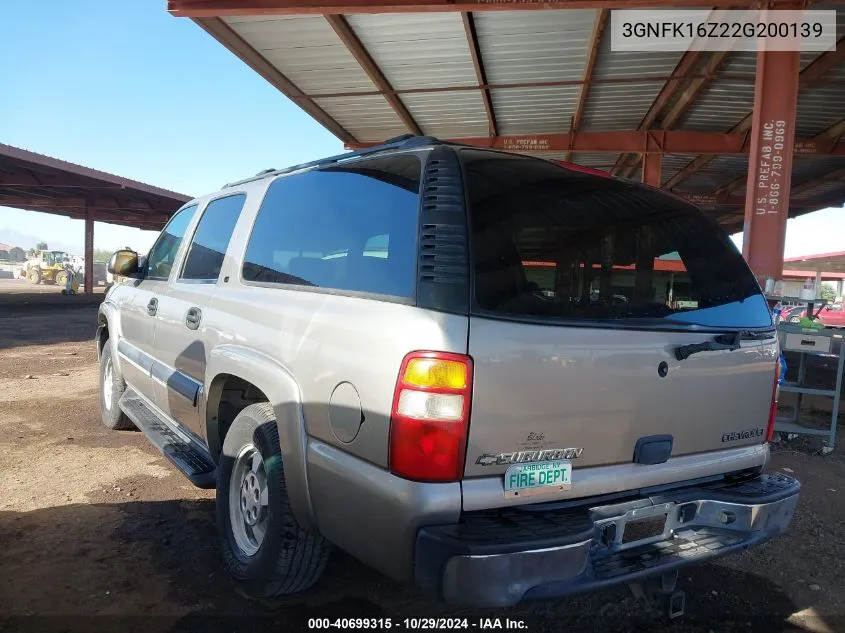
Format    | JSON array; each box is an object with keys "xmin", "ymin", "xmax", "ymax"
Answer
[
  {"xmin": 765, "ymin": 359, "xmax": 782, "ymax": 442},
  {"xmin": 389, "ymin": 351, "xmax": 473, "ymax": 482}
]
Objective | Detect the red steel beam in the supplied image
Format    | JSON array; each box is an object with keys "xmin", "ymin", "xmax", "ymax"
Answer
[
  {"xmin": 621, "ymin": 49, "xmax": 734, "ymax": 178},
  {"xmin": 660, "ymin": 50, "xmax": 731, "ymax": 130},
  {"xmin": 192, "ymin": 17, "xmax": 356, "ymax": 143},
  {"xmin": 461, "ymin": 12, "xmax": 497, "ymax": 137},
  {"xmin": 664, "ymin": 38, "xmax": 845, "ymax": 190},
  {"xmin": 613, "ymin": 49, "xmax": 703, "ymax": 177},
  {"xmin": 325, "ymin": 15, "xmax": 422, "ymax": 135},
  {"xmin": 169, "ymin": 0, "xmax": 845, "ymax": 17},
  {"xmin": 292, "ymin": 71, "xmax": 748, "ymax": 101},
  {"xmin": 641, "ymin": 152, "xmax": 662, "ymax": 187},
  {"xmin": 742, "ymin": 43, "xmax": 801, "ymax": 283},
  {"xmin": 347, "ymin": 131, "xmax": 845, "ymax": 154},
  {"xmin": 565, "ymin": 8, "xmax": 608, "ymax": 162}
]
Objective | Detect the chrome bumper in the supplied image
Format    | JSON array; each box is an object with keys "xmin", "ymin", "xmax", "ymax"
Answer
[{"xmin": 416, "ymin": 473, "xmax": 800, "ymax": 608}]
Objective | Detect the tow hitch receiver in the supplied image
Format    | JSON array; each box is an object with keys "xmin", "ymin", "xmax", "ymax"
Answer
[{"xmin": 629, "ymin": 570, "xmax": 685, "ymax": 620}]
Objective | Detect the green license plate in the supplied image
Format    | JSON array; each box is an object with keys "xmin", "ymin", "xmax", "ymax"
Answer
[{"xmin": 504, "ymin": 460, "xmax": 572, "ymax": 499}]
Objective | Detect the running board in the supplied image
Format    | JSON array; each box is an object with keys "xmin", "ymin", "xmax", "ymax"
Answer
[{"xmin": 118, "ymin": 389, "xmax": 217, "ymax": 489}]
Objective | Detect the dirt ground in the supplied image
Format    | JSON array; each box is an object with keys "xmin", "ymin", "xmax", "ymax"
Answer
[{"xmin": 1, "ymin": 298, "xmax": 844, "ymax": 633}]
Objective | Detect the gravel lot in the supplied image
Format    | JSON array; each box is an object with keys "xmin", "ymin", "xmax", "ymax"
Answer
[{"xmin": 0, "ymin": 294, "xmax": 843, "ymax": 633}]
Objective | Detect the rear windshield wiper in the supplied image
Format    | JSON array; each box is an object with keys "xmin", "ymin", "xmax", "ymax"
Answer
[{"xmin": 675, "ymin": 329, "xmax": 776, "ymax": 361}]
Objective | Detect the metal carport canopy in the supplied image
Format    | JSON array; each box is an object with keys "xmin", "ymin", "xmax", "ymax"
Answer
[
  {"xmin": 169, "ymin": 0, "xmax": 845, "ymax": 238},
  {"xmin": 0, "ymin": 143, "xmax": 191, "ymax": 292}
]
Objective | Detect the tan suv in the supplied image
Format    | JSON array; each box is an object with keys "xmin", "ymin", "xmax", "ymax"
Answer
[{"xmin": 98, "ymin": 136, "xmax": 799, "ymax": 615}]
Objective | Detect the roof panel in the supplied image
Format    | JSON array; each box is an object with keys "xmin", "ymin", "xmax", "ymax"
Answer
[
  {"xmin": 206, "ymin": 9, "xmax": 844, "ymax": 211},
  {"xmin": 582, "ymin": 33, "xmax": 684, "ymax": 131},
  {"xmin": 345, "ymin": 14, "xmax": 477, "ymax": 90},
  {"xmin": 471, "ymin": 10, "xmax": 596, "ymax": 134},
  {"xmin": 679, "ymin": 155, "xmax": 749, "ymax": 192},
  {"xmin": 660, "ymin": 154, "xmax": 696, "ymax": 186},
  {"xmin": 313, "ymin": 94, "xmax": 405, "ymax": 142},
  {"xmin": 678, "ymin": 52, "xmax": 756, "ymax": 132},
  {"xmin": 489, "ymin": 86, "xmax": 580, "ymax": 135},
  {"xmin": 402, "ymin": 91, "xmax": 489, "ymax": 137},
  {"xmin": 474, "ymin": 10, "xmax": 596, "ymax": 84},
  {"xmin": 795, "ymin": 61, "xmax": 845, "ymax": 137},
  {"xmin": 580, "ymin": 82, "xmax": 668, "ymax": 130},
  {"xmin": 224, "ymin": 15, "xmax": 376, "ymax": 94}
]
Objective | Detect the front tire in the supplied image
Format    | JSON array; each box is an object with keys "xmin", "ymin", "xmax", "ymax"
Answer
[
  {"xmin": 99, "ymin": 344, "xmax": 134, "ymax": 430},
  {"xmin": 217, "ymin": 403, "xmax": 330, "ymax": 598}
]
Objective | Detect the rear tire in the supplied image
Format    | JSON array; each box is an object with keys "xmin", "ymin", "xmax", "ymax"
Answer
[
  {"xmin": 99, "ymin": 345, "xmax": 134, "ymax": 430},
  {"xmin": 27, "ymin": 268, "xmax": 41, "ymax": 284},
  {"xmin": 217, "ymin": 403, "xmax": 330, "ymax": 598}
]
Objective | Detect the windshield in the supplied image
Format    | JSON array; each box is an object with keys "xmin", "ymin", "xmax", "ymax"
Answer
[{"xmin": 462, "ymin": 149, "xmax": 772, "ymax": 329}]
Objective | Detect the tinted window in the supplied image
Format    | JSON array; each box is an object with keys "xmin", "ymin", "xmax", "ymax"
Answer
[
  {"xmin": 146, "ymin": 204, "xmax": 198, "ymax": 280},
  {"xmin": 242, "ymin": 155, "xmax": 421, "ymax": 298},
  {"xmin": 463, "ymin": 150, "xmax": 771, "ymax": 328},
  {"xmin": 180, "ymin": 194, "xmax": 245, "ymax": 281}
]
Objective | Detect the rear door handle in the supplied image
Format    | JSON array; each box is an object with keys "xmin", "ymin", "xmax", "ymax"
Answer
[
  {"xmin": 147, "ymin": 298, "xmax": 158, "ymax": 316},
  {"xmin": 185, "ymin": 307, "xmax": 202, "ymax": 330}
]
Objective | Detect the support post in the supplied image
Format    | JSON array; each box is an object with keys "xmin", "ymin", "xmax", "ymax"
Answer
[
  {"xmin": 641, "ymin": 152, "xmax": 662, "ymax": 187},
  {"xmin": 742, "ymin": 35, "xmax": 801, "ymax": 286},
  {"xmin": 84, "ymin": 208, "xmax": 94, "ymax": 295}
]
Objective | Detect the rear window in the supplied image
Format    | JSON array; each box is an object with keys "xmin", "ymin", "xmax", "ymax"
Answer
[{"xmin": 462, "ymin": 150, "xmax": 772, "ymax": 329}]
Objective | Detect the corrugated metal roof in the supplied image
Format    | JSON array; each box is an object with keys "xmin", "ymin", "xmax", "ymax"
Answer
[
  {"xmin": 224, "ymin": 15, "xmax": 376, "ymax": 94},
  {"xmin": 313, "ymin": 94, "xmax": 405, "ymax": 142},
  {"xmin": 346, "ymin": 14, "xmax": 475, "ymax": 89},
  {"xmin": 680, "ymin": 155, "xmax": 749, "ymax": 192},
  {"xmin": 474, "ymin": 11, "xmax": 596, "ymax": 134},
  {"xmin": 345, "ymin": 13, "xmax": 490, "ymax": 136},
  {"xmin": 661, "ymin": 154, "xmax": 697, "ymax": 186},
  {"xmin": 582, "ymin": 33, "xmax": 685, "ymax": 130},
  {"xmin": 796, "ymin": 62, "xmax": 845, "ymax": 137},
  {"xmin": 678, "ymin": 52, "xmax": 756, "ymax": 131},
  {"xmin": 402, "ymin": 91, "xmax": 489, "ymax": 138},
  {"xmin": 192, "ymin": 7, "xmax": 845, "ymax": 225}
]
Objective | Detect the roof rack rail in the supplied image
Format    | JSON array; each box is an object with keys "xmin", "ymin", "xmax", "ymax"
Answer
[{"xmin": 222, "ymin": 135, "xmax": 442, "ymax": 188}]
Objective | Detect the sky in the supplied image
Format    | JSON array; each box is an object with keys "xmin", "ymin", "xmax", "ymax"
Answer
[
  {"xmin": 0, "ymin": 1, "xmax": 843, "ymax": 258},
  {"xmin": 0, "ymin": 0, "xmax": 343, "ymax": 253}
]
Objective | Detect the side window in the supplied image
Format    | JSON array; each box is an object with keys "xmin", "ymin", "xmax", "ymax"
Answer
[
  {"xmin": 242, "ymin": 155, "xmax": 421, "ymax": 298},
  {"xmin": 180, "ymin": 194, "xmax": 246, "ymax": 281},
  {"xmin": 146, "ymin": 204, "xmax": 198, "ymax": 280}
]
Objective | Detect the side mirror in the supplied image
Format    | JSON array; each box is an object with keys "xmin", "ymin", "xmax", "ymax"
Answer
[{"xmin": 108, "ymin": 249, "xmax": 140, "ymax": 277}]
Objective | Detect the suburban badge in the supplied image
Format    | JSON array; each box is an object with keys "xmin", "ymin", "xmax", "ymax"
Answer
[{"xmin": 475, "ymin": 448, "xmax": 584, "ymax": 466}]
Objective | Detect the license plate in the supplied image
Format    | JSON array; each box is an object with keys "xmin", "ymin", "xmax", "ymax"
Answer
[{"xmin": 504, "ymin": 460, "xmax": 572, "ymax": 498}]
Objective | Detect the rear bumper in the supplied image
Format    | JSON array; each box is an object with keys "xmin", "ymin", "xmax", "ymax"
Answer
[{"xmin": 415, "ymin": 472, "xmax": 800, "ymax": 608}]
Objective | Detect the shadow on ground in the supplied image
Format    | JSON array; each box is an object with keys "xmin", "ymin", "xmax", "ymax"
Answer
[
  {"xmin": 0, "ymin": 304, "xmax": 98, "ymax": 349},
  {"xmin": 0, "ymin": 499, "xmax": 833, "ymax": 633}
]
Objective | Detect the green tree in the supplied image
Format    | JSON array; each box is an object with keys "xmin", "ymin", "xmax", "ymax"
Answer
[
  {"xmin": 94, "ymin": 248, "xmax": 114, "ymax": 263},
  {"xmin": 27, "ymin": 242, "xmax": 48, "ymax": 257},
  {"xmin": 820, "ymin": 284, "xmax": 837, "ymax": 302}
]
